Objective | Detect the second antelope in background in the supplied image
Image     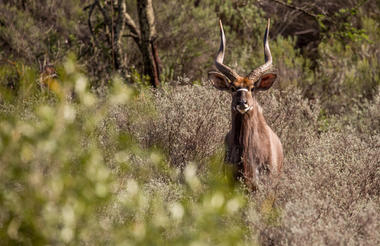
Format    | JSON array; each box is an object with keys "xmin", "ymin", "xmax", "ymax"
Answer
[{"xmin": 208, "ymin": 19, "xmax": 283, "ymax": 190}]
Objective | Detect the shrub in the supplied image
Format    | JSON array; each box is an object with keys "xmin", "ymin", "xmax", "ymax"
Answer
[
  {"xmin": 0, "ymin": 59, "xmax": 250, "ymax": 245},
  {"xmin": 254, "ymin": 127, "xmax": 380, "ymax": 245},
  {"xmin": 310, "ymin": 17, "xmax": 380, "ymax": 113},
  {"xmin": 0, "ymin": 1, "xmax": 83, "ymax": 64},
  {"xmin": 105, "ymin": 70, "xmax": 380, "ymax": 245},
  {"xmin": 112, "ymin": 81, "xmax": 230, "ymax": 167}
]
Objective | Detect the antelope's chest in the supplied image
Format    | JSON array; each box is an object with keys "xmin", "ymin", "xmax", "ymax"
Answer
[{"xmin": 226, "ymin": 133, "xmax": 268, "ymax": 165}]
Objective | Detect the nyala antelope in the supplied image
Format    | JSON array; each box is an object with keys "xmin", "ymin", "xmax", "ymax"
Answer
[{"xmin": 208, "ymin": 19, "xmax": 283, "ymax": 190}]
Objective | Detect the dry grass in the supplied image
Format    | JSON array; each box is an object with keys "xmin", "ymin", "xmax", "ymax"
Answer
[
  {"xmin": 1, "ymin": 70, "xmax": 379, "ymax": 244},
  {"xmin": 109, "ymin": 80, "xmax": 380, "ymax": 245}
]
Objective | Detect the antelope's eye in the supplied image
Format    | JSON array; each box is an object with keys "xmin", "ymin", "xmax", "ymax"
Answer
[{"xmin": 251, "ymin": 81, "xmax": 259, "ymax": 91}]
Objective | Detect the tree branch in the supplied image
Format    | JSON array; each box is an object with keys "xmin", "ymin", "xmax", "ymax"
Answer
[
  {"xmin": 114, "ymin": 0, "xmax": 126, "ymax": 44},
  {"xmin": 124, "ymin": 11, "xmax": 141, "ymax": 39},
  {"xmin": 87, "ymin": 1, "xmax": 99, "ymax": 47},
  {"xmin": 96, "ymin": 0, "xmax": 113, "ymax": 45},
  {"xmin": 270, "ymin": 0, "xmax": 321, "ymax": 21}
]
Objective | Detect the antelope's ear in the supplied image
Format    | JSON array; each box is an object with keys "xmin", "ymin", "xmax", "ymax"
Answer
[
  {"xmin": 208, "ymin": 71, "xmax": 230, "ymax": 91},
  {"xmin": 254, "ymin": 73, "xmax": 277, "ymax": 91}
]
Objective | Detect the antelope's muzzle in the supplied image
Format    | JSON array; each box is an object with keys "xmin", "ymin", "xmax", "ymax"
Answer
[
  {"xmin": 236, "ymin": 104, "xmax": 252, "ymax": 114},
  {"xmin": 236, "ymin": 89, "xmax": 252, "ymax": 114}
]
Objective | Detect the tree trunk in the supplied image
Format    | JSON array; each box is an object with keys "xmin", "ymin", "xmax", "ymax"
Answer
[
  {"xmin": 113, "ymin": 0, "xmax": 126, "ymax": 73},
  {"xmin": 137, "ymin": 0, "xmax": 160, "ymax": 87},
  {"xmin": 87, "ymin": 0, "xmax": 161, "ymax": 87},
  {"xmin": 151, "ymin": 40, "xmax": 162, "ymax": 78}
]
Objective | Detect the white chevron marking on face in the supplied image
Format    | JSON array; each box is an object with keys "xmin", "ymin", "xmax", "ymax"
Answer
[{"xmin": 236, "ymin": 105, "xmax": 253, "ymax": 114}]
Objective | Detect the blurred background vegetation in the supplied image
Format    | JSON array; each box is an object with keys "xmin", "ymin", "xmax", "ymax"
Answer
[{"xmin": 0, "ymin": 0, "xmax": 379, "ymax": 245}]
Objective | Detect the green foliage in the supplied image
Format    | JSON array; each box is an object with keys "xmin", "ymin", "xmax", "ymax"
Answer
[
  {"xmin": 129, "ymin": 67, "xmax": 152, "ymax": 88},
  {"xmin": 155, "ymin": 0, "xmax": 218, "ymax": 80},
  {"xmin": 321, "ymin": 3, "xmax": 370, "ymax": 43},
  {"xmin": 264, "ymin": 36, "xmax": 314, "ymax": 91},
  {"xmin": 0, "ymin": 1, "xmax": 83, "ymax": 64},
  {"xmin": 0, "ymin": 58, "xmax": 250, "ymax": 245},
  {"xmin": 313, "ymin": 16, "xmax": 380, "ymax": 113},
  {"xmin": 0, "ymin": 61, "xmax": 39, "ymax": 102},
  {"xmin": 156, "ymin": 0, "xmax": 265, "ymax": 81}
]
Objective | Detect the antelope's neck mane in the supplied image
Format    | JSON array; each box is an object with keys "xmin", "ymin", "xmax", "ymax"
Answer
[{"xmin": 231, "ymin": 100, "xmax": 267, "ymax": 147}]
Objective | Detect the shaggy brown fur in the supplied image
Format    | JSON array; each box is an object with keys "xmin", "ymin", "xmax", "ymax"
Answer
[{"xmin": 225, "ymin": 96, "xmax": 283, "ymax": 190}]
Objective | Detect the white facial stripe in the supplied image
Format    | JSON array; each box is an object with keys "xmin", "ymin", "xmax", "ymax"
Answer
[
  {"xmin": 236, "ymin": 106, "xmax": 253, "ymax": 114},
  {"xmin": 237, "ymin": 88, "xmax": 249, "ymax": 92}
]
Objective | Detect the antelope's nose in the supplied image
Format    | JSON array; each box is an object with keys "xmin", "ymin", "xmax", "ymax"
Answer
[{"xmin": 238, "ymin": 99, "xmax": 247, "ymax": 107}]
